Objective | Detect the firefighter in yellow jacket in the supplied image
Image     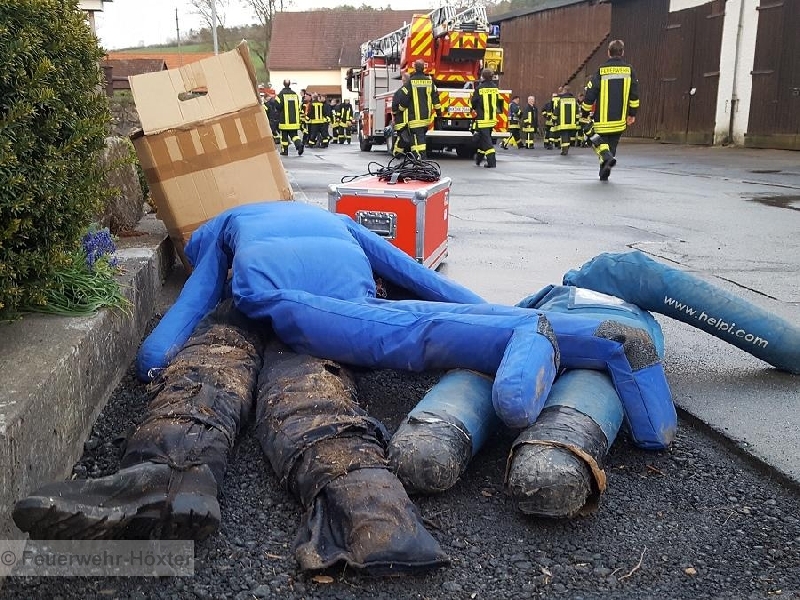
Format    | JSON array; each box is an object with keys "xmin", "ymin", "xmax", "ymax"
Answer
[
  {"xmin": 471, "ymin": 67, "xmax": 504, "ymax": 169},
  {"xmin": 552, "ymin": 85, "xmax": 580, "ymax": 156},
  {"xmin": 501, "ymin": 95, "xmax": 521, "ymax": 149},
  {"xmin": 520, "ymin": 95, "xmax": 538, "ymax": 149},
  {"xmin": 391, "ymin": 72, "xmax": 412, "ymax": 157},
  {"xmin": 306, "ymin": 94, "xmax": 330, "ymax": 149},
  {"xmin": 580, "ymin": 39, "xmax": 640, "ymax": 180},
  {"xmin": 395, "ymin": 60, "xmax": 441, "ymax": 159},
  {"xmin": 273, "ymin": 79, "xmax": 304, "ymax": 156}
]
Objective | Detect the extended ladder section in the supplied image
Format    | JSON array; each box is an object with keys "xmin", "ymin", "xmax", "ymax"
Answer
[
  {"xmin": 360, "ymin": 6, "xmax": 490, "ymax": 64},
  {"xmin": 432, "ymin": 6, "xmax": 491, "ymax": 37}
]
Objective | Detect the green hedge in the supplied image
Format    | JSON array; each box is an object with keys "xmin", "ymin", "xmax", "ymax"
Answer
[{"xmin": 0, "ymin": 0, "xmax": 111, "ymax": 318}]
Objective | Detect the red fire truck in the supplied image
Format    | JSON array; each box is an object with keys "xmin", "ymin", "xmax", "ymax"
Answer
[{"xmin": 346, "ymin": 6, "xmax": 510, "ymax": 158}]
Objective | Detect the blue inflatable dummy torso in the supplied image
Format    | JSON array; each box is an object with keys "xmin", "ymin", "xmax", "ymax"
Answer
[{"xmin": 137, "ymin": 202, "xmax": 677, "ymax": 448}]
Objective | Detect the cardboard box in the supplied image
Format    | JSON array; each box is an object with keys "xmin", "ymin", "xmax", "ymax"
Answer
[
  {"xmin": 328, "ymin": 176, "xmax": 450, "ymax": 269},
  {"xmin": 129, "ymin": 41, "xmax": 293, "ymax": 269}
]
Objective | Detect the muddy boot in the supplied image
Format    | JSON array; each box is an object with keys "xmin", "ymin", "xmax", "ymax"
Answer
[
  {"xmin": 13, "ymin": 462, "xmax": 220, "ymax": 541},
  {"xmin": 255, "ymin": 345, "xmax": 449, "ymax": 574},
  {"xmin": 14, "ymin": 300, "xmax": 264, "ymax": 541}
]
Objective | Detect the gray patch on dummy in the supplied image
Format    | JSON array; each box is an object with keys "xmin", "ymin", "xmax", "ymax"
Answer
[
  {"xmin": 537, "ymin": 313, "xmax": 561, "ymax": 368},
  {"xmin": 595, "ymin": 321, "xmax": 660, "ymax": 371}
]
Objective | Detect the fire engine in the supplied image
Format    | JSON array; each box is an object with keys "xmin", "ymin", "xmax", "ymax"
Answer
[{"xmin": 346, "ymin": 6, "xmax": 510, "ymax": 158}]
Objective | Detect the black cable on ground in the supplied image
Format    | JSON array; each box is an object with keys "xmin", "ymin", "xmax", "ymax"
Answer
[{"xmin": 340, "ymin": 154, "xmax": 441, "ymax": 185}]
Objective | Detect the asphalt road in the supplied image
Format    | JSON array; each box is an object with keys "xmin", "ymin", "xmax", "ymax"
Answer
[{"xmin": 4, "ymin": 139, "xmax": 799, "ymax": 600}]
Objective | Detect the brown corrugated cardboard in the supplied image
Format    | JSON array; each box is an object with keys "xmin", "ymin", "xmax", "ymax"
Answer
[{"xmin": 129, "ymin": 41, "xmax": 293, "ymax": 269}]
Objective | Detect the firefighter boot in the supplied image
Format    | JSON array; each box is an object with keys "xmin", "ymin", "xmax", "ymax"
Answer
[
  {"xmin": 255, "ymin": 347, "xmax": 449, "ymax": 574},
  {"xmin": 599, "ymin": 150, "xmax": 616, "ymax": 181},
  {"xmin": 295, "ymin": 138, "xmax": 304, "ymax": 156},
  {"xmin": 13, "ymin": 301, "xmax": 264, "ymax": 541},
  {"xmin": 475, "ymin": 150, "xmax": 484, "ymax": 166},
  {"xmin": 484, "ymin": 152, "xmax": 497, "ymax": 168}
]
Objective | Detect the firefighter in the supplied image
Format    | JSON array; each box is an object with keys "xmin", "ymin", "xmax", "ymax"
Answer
[
  {"xmin": 330, "ymin": 98, "xmax": 341, "ymax": 144},
  {"xmin": 301, "ymin": 90, "xmax": 311, "ymax": 146},
  {"xmin": 339, "ymin": 98, "xmax": 354, "ymax": 144},
  {"xmin": 580, "ymin": 39, "xmax": 640, "ymax": 180},
  {"xmin": 264, "ymin": 95, "xmax": 281, "ymax": 147},
  {"xmin": 575, "ymin": 92, "xmax": 590, "ymax": 147},
  {"xmin": 520, "ymin": 95, "xmax": 538, "ymax": 149},
  {"xmin": 395, "ymin": 59, "xmax": 441, "ymax": 159},
  {"xmin": 501, "ymin": 95, "xmax": 521, "ymax": 150},
  {"xmin": 306, "ymin": 94, "xmax": 328, "ymax": 148},
  {"xmin": 471, "ymin": 67, "xmax": 504, "ymax": 168},
  {"xmin": 541, "ymin": 90, "xmax": 560, "ymax": 150},
  {"xmin": 391, "ymin": 72, "xmax": 412, "ymax": 157},
  {"xmin": 321, "ymin": 95, "xmax": 333, "ymax": 148},
  {"xmin": 274, "ymin": 79, "xmax": 304, "ymax": 157},
  {"xmin": 552, "ymin": 85, "xmax": 580, "ymax": 156}
]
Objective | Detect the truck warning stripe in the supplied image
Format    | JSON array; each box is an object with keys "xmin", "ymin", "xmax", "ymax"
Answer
[{"xmin": 410, "ymin": 17, "xmax": 433, "ymax": 58}]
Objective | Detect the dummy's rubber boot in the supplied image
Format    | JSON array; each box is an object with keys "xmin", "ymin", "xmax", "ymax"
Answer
[
  {"xmin": 13, "ymin": 463, "xmax": 219, "ymax": 541},
  {"xmin": 505, "ymin": 404, "xmax": 609, "ymax": 518},
  {"xmin": 255, "ymin": 345, "xmax": 449, "ymax": 574},
  {"xmin": 14, "ymin": 300, "xmax": 264, "ymax": 541},
  {"xmin": 560, "ymin": 145, "xmax": 569, "ymax": 156}
]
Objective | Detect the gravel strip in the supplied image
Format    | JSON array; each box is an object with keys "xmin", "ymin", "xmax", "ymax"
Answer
[{"xmin": 3, "ymin": 319, "xmax": 800, "ymax": 600}]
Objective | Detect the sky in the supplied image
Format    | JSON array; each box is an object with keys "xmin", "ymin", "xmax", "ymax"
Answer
[{"xmin": 96, "ymin": 0, "xmax": 435, "ymax": 50}]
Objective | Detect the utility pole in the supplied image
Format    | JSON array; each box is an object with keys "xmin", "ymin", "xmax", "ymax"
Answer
[
  {"xmin": 211, "ymin": 0, "xmax": 219, "ymax": 55},
  {"xmin": 175, "ymin": 8, "xmax": 183, "ymax": 66}
]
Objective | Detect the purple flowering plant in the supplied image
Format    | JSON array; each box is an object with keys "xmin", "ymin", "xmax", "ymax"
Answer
[{"xmin": 22, "ymin": 225, "xmax": 130, "ymax": 317}]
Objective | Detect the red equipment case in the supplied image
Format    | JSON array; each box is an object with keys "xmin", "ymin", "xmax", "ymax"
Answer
[{"xmin": 328, "ymin": 176, "xmax": 451, "ymax": 269}]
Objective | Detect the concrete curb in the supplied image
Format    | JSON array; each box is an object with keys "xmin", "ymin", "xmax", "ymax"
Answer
[{"xmin": 0, "ymin": 215, "xmax": 174, "ymax": 539}]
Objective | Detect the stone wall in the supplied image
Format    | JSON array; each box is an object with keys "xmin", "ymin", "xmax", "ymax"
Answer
[{"xmin": 109, "ymin": 94, "xmax": 142, "ymax": 138}]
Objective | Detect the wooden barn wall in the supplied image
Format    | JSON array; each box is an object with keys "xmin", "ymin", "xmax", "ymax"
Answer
[
  {"xmin": 567, "ymin": 40, "xmax": 608, "ymax": 97},
  {"xmin": 498, "ymin": 2, "xmax": 611, "ymax": 107},
  {"xmin": 607, "ymin": 0, "xmax": 723, "ymax": 143},
  {"xmin": 606, "ymin": 0, "xmax": 671, "ymax": 139},
  {"xmin": 746, "ymin": 0, "xmax": 800, "ymax": 150}
]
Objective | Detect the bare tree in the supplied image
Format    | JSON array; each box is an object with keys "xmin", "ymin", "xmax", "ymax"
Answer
[
  {"xmin": 189, "ymin": 0, "xmax": 233, "ymax": 51},
  {"xmin": 239, "ymin": 0, "xmax": 291, "ymax": 84}
]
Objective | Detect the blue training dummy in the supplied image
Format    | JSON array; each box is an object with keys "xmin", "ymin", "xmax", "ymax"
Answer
[
  {"xmin": 138, "ymin": 201, "xmax": 676, "ymax": 449},
  {"xmin": 389, "ymin": 284, "xmax": 668, "ymax": 518},
  {"xmin": 563, "ymin": 250, "xmax": 800, "ymax": 374}
]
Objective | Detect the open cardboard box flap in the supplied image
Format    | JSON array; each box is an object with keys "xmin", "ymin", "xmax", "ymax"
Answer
[
  {"xmin": 128, "ymin": 40, "xmax": 293, "ymax": 272},
  {"xmin": 130, "ymin": 41, "xmax": 261, "ymax": 135}
]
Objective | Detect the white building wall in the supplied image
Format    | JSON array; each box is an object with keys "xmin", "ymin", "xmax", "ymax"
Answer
[
  {"xmin": 266, "ymin": 70, "xmax": 358, "ymax": 103},
  {"xmin": 671, "ymin": 0, "xmax": 760, "ymax": 146},
  {"xmin": 669, "ymin": 0, "xmax": 712, "ymax": 9},
  {"xmin": 713, "ymin": 0, "xmax": 760, "ymax": 144},
  {"xmin": 78, "ymin": 0, "xmax": 106, "ymax": 10},
  {"xmin": 269, "ymin": 70, "xmax": 342, "ymax": 96}
]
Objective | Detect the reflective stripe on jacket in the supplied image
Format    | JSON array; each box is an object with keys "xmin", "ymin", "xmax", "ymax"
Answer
[
  {"xmin": 581, "ymin": 57, "xmax": 640, "ymax": 134},
  {"xmin": 471, "ymin": 80, "xmax": 502, "ymax": 129}
]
